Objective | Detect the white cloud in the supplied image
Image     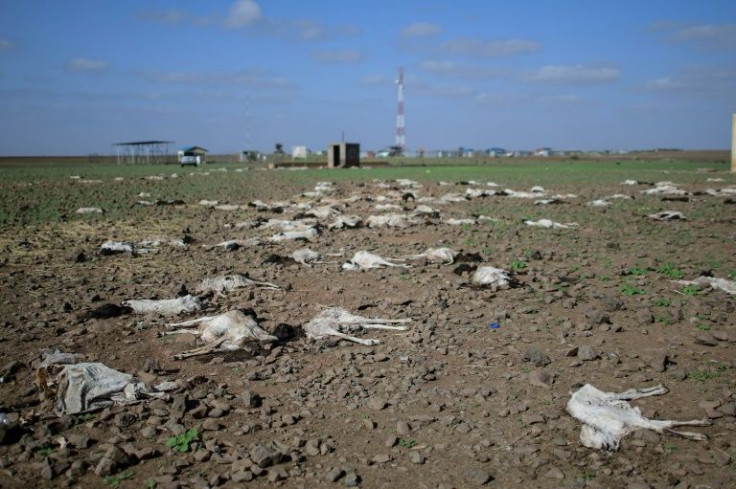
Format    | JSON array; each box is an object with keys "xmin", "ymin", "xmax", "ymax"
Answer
[
  {"xmin": 312, "ymin": 50, "xmax": 363, "ymax": 64},
  {"xmin": 400, "ymin": 22, "xmax": 443, "ymax": 38},
  {"xmin": 142, "ymin": 69, "xmax": 293, "ymax": 89},
  {"xmin": 650, "ymin": 21, "xmax": 736, "ymax": 50},
  {"xmin": 65, "ymin": 58, "xmax": 108, "ymax": 73},
  {"xmin": 440, "ymin": 37, "xmax": 541, "ymax": 57},
  {"xmin": 224, "ymin": 0, "xmax": 263, "ymax": 28},
  {"xmin": 526, "ymin": 65, "xmax": 620, "ymax": 84},
  {"xmin": 0, "ymin": 38, "xmax": 16, "ymax": 51},
  {"xmin": 419, "ymin": 60, "xmax": 510, "ymax": 79},
  {"xmin": 644, "ymin": 77, "xmax": 689, "ymax": 91}
]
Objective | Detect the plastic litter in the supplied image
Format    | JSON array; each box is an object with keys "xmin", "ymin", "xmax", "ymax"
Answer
[
  {"xmin": 0, "ymin": 412, "xmax": 7, "ymax": 425},
  {"xmin": 490, "ymin": 323, "xmax": 500, "ymax": 330}
]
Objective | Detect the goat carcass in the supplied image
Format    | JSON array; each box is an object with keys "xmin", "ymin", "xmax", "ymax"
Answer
[
  {"xmin": 404, "ymin": 247, "xmax": 458, "ymax": 265},
  {"xmin": 524, "ymin": 219, "xmax": 578, "ymax": 229},
  {"xmin": 328, "ymin": 215, "xmax": 362, "ymax": 230},
  {"xmin": 292, "ymin": 248, "xmax": 322, "ymax": 265},
  {"xmin": 269, "ymin": 227, "xmax": 319, "ymax": 242},
  {"xmin": 342, "ymin": 251, "xmax": 410, "ymax": 270},
  {"xmin": 304, "ymin": 307, "xmax": 411, "ymax": 346},
  {"xmin": 675, "ymin": 276, "xmax": 736, "ymax": 295},
  {"xmin": 470, "ymin": 266, "xmax": 511, "ymax": 287},
  {"xmin": 648, "ymin": 211, "xmax": 686, "ymax": 221},
  {"xmin": 197, "ymin": 274, "xmax": 281, "ymax": 293},
  {"xmin": 567, "ymin": 384, "xmax": 710, "ymax": 450},
  {"xmin": 122, "ymin": 295, "xmax": 202, "ymax": 316},
  {"xmin": 163, "ymin": 310, "xmax": 277, "ymax": 360}
]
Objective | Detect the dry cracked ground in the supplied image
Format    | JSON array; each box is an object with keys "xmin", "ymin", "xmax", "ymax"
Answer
[{"xmin": 0, "ymin": 164, "xmax": 735, "ymax": 489}]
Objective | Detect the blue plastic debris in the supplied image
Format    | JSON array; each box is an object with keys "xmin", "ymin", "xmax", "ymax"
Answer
[{"xmin": 490, "ymin": 323, "xmax": 500, "ymax": 330}]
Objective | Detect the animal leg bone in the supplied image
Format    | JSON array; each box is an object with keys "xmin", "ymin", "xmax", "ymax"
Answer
[
  {"xmin": 360, "ymin": 323, "xmax": 409, "ymax": 331},
  {"xmin": 608, "ymin": 384, "xmax": 668, "ymax": 401},
  {"xmin": 326, "ymin": 330, "xmax": 381, "ymax": 346},
  {"xmin": 173, "ymin": 337, "xmax": 229, "ymax": 360}
]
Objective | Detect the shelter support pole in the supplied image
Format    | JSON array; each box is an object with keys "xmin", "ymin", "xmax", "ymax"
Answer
[{"xmin": 732, "ymin": 113, "xmax": 736, "ymax": 173}]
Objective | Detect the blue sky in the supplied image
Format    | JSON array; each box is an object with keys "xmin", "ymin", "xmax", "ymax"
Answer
[{"xmin": 0, "ymin": 0, "xmax": 734, "ymax": 155}]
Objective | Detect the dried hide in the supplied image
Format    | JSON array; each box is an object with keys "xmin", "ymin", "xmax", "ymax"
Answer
[
  {"xmin": 464, "ymin": 188, "xmax": 496, "ymax": 199},
  {"xmin": 45, "ymin": 362, "xmax": 167, "ymax": 415},
  {"xmin": 373, "ymin": 203, "xmax": 404, "ymax": 212},
  {"xmin": 214, "ymin": 204, "xmax": 242, "ymax": 211},
  {"xmin": 411, "ymin": 205, "xmax": 440, "ymax": 219},
  {"xmin": 470, "ymin": 266, "xmax": 511, "ymax": 287},
  {"xmin": 258, "ymin": 218, "xmax": 317, "ymax": 232},
  {"xmin": 567, "ymin": 384, "xmax": 710, "ymax": 450},
  {"xmin": 269, "ymin": 227, "xmax": 320, "ymax": 242},
  {"xmin": 366, "ymin": 214, "xmax": 416, "ymax": 228},
  {"xmin": 76, "ymin": 207, "xmax": 103, "ymax": 214},
  {"xmin": 588, "ymin": 199, "xmax": 611, "ymax": 207},
  {"xmin": 438, "ymin": 193, "xmax": 468, "ymax": 204},
  {"xmin": 198, "ymin": 199, "xmax": 219, "ymax": 207},
  {"xmin": 328, "ymin": 215, "xmax": 362, "ymax": 230},
  {"xmin": 404, "ymin": 247, "xmax": 458, "ymax": 265},
  {"xmin": 304, "ymin": 307, "xmax": 411, "ymax": 346},
  {"xmin": 100, "ymin": 241, "xmax": 134, "ymax": 255},
  {"xmin": 204, "ymin": 238, "xmax": 263, "ymax": 251},
  {"xmin": 524, "ymin": 219, "xmax": 578, "ymax": 229},
  {"xmin": 197, "ymin": 274, "xmax": 281, "ymax": 293},
  {"xmin": 292, "ymin": 248, "xmax": 322, "ymax": 265},
  {"xmin": 642, "ymin": 185, "xmax": 688, "ymax": 196},
  {"xmin": 445, "ymin": 218, "xmax": 476, "ymax": 226},
  {"xmin": 299, "ymin": 205, "xmax": 342, "ymax": 220},
  {"xmin": 164, "ymin": 310, "xmax": 277, "ymax": 360},
  {"xmin": 675, "ymin": 276, "xmax": 736, "ymax": 295},
  {"xmin": 122, "ymin": 295, "xmax": 202, "ymax": 316},
  {"xmin": 648, "ymin": 211, "xmax": 686, "ymax": 221},
  {"xmin": 342, "ymin": 251, "xmax": 410, "ymax": 270}
]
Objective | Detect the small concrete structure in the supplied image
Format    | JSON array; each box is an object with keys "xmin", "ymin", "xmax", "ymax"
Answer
[
  {"xmin": 327, "ymin": 143, "xmax": 360, "ymax": 168},
  {"xmin": 178, "ymin": 146, "xmax": 208, "ymax": 165}
]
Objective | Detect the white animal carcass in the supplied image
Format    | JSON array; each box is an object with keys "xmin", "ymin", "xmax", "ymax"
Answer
[
  {"xmin": 197, "ymin": 274, "xmax": 281, "ymax": 293},
  {"xmin": 648, "ymin": 211, "xmax": 686, "ymax": 221},
  {"xmin": 342, "ymin": 251, "xmax": 410, "ymax": 270},
  {"xmin": 567, "ymin": 384, "xmax": 710, "ymax": 450},
  {"xmin": 164, "ymin": 310, "xmax": 277, "ymax": 360},
  {"xmin": 404, "ymin": 247, "xmax": 458, "ymax": 265},
  {"xmin": 269, "ymin": 227, "xmax": 319, "ymax": 242},
  {"xmin": 304, "ymin": 307, "xmax": 411, "ymax": 346},
  {"xmin": 292, "ymin": 248, "xmax": 322, "ymax": 265},
  {"xmin": 123, "ymin": 295, "xmax": 202, "ymax": 316},
  {"xmin": 675, "ymin": 276, "xmax": 736, "ymax": 295},
  {"xmin": 470, "ymin": 266, "xmax": 511, "ymax": 287},
  {"xmin": 524, "ymin": 219, "xmax": 578, "ymax": 229}
]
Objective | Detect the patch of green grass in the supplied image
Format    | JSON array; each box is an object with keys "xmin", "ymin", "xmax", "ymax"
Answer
[
  {"xmin": 231, "ymin": 366, "xmax": 243, "ymax": 374},
  {"xmin": 688, "ymin": 365, "xmax": 727, "ymax": 382},
  {"xmin": 510, "ymin": 259, "xmax": 527, "ymax": 271},
  {"xmin": 681, "ymin": 284, "xmax": 700, "ymax": 296},
  {"xmin": 397, "ymin": 438, "xmax": 417, "ymax": 448},
  {"xmin": 521, "ymin": 366, "xmax": 532, "ymax": 374},
  {"xmin": 621, "ymin": 284, "xmax": 645, "ymax": 296},
  {"xmin": 167, "ymin": 429, "xmax": 199, "ymax": 453},
  {"xmin": 653, "ymin": 297, "xmax": 671, "ymax": 307},
  {"xmin": 35, "ymin": 446, "xmax": 54, "ymax": 459},
  {"xmin": 664, "ymin": 443, "xmax": 676, "ymax": 454},
  {"xmin": 655, "ymin": 315, "xmax": 674, "ymax": 325},
  {"xmin": 628, "ymin": 266, "xmax": 647, "ymax": 276},
  {"xmin": 657, "ymin": 263, "xmax": 685, "ymax": 279},
  {"xmin": 146, "ymin": 479, "xmax": 157, "ymax": 489},
  {"xmin": 598, "ymin": 275, "xmax": 611, "ymax": 282},
  {"xmin": 728, "ymin": 270, "xmax": 736, "ymax": 281},
  {"xmin": 602, "ymin": 259, "xmax": 612, "ymax": 269},
  {"xmin": 554, "ymin": 283, "xmax": 569, "ymax": 293},
  {"xmin": 697, "ymin": 324, "xmax": 710, "ymax": 331},
  {"xmin": 103, "ymin": 470, "xmax": 134, "ymax": 488}
]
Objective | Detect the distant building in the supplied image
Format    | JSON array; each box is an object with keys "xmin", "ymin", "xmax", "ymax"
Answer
[
  {"xmin": 178, "ymin": 146, "xmax": 208, "ymax": 165},
  {"xmin": 534, "ymin": 147, "xmax": 551, "ymax": 157},
  {"xmin": 327, "ymin": 142, "xmax": 360, "ymax": 168},
  {"xmin": 292, "ymin": 146, "xmax": 309, "ymax": 159}
]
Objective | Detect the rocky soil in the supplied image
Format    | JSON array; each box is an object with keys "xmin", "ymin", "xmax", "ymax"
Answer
[{"xmin": 0, "ymin": 166, "xmax": 734, "ymax": 489}]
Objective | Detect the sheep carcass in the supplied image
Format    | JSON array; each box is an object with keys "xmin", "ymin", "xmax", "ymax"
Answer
[
  {"xmin": 342, "ymin": 251, "xmax": 410, "ymax": 270},
  {"xmin": 304, "ymin": 307, "xmax": 411, "ymax": 346},
  {"xmin": 328, "ymin": 215, "xmax": 362, "ymax": 230},
  {"xmin": 675, "ymin": 276, "xmax": 736, "ymax": 295},
  {"xmin": 524, "ymin": 219, "xmax": 578, "ymax": 229},
  {"xmin": 163, "ymin": 310, "xmax": 277, "ymax": 360},
  {"xmin": 197, "ymin": 274, "xmax": 281, "ymax": 293},
  {"xmin": 648, "ymin": 211, "xmax": 686, "ymax": 221},
  {"xmin": 567, "ymin": 384, "xmax": 710, "ymax": 450},
  {"xmin": 292, "ymin": 248, "xmax": 322, "ymax": 265},
  {"xmin": 404, "ymin": 247, "xmax": 458, "ymax": 265},
  {"xmin": 470, "ymin": 266, "xmax": 511, "ymax": 287},
  {"xmin": 122, "ymin": 295, "xmax": 202, "ymax": 316},
  {"xmin": 269, "ymin": 227, "xmax": 319, "ymax": 242}
]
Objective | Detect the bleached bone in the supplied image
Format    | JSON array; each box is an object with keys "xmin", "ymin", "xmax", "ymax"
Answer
[
  {"xmin": 465, "ymin": 188, "xmax": 496, "ymax": 199},
  {"xmin": 395, "ymin": 179, "xmax": 420, "ymax": 188},
  {"xmin": 567, "ymin": 384, "xmax": 710, "ymax": 450},
  {"xmin": 197, "ymin": 274, "xmax": 281, "ymax": 293},
  {"xmin": 203, "ymin": 238, "xmax": 263, "ymax": 251},
  {"xmin": 292, "ymin": 248, "xmax": 322, "ymax": 265},
  {"xmin": 608, "ymin": 194, "xmax": 632, "ymax": 200},
  {"xmin": 214, "ymin": 204, "xmax": 241, "ymax": 211},
  {"xmin": 164, "ymin": 310, "xmax": 277, "ymax": 360},
  {"xmin": 137, "ymin": 200, "xmax": 154, "ymax": 206},
  {"xmin": 524, "ymin": 219, "xmax": 578, "ymax": 229},
  {"xmin": 76, "ymin": 207, "xmax": 103, "ymax": 214},
  {"xmin": 471, "ymin": 266, "xmax": 511, "ymax": 287},
  {"xmin": 304, "ymin": 307, "xmax": 411, "ymax": 346},
  {"xmin": 123, "ymin": 295, "xmax": 202, "ymax": 316},
  {"xmin": 269, "ymin": 227, "xmax": 319, "ymax": 242},
  {"xmin": 504, "ymin": 189, "xmax": 544, "ymax": 198},
  {"xmin": 374, "ymin": 203, "xmax": 404, "ymax": 212},
  {"xmin": 622, "ymin": 179, "xmax": 639, "ymax": 185},
  {"xmin": 302, "ymin": 205, "xmax": 342, "ymax": 220},
  {"xmin": 198, "ymin": 199, "xmax": 219, "ymax": 207},
  {"xmin": 328, "ymin": 215, "xmax": 362, "ymax": 230},
  {"xmin": 675, "ymin": 276, "xmax": 736, "ymax": 295},
  {"xmin": 438, "ymin": 193, "xmax": 467, "ymax": 203},
  {"xmin": 648, "ymin": 211, "xmax": 686, "ymax": 221},
  {"xmin": 403, "ymin": 247, "xmax": 458, "ymax": 264},
  {"xmin": 342, "ymin": 251, "xmax": 411, "ymax": 270}
]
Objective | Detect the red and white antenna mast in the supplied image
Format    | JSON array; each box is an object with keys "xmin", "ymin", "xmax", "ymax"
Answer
[{"xmin": 396, "ymin": 67, "xmax": 405, "ymax": 151}]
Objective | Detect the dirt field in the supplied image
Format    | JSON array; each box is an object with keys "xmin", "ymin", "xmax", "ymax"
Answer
[{"xmin": 0, "ymin": 158, "xmax": 734, "ymax": 489}]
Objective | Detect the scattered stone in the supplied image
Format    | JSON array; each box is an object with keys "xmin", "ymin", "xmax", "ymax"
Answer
[
  {"xmin": 694, "ymin": 334, "xmax": 718, "ymax": 347},
  {"xmin": 529, "ymin": 369, "xmax": 554, "ymax": 388},
  {"xmin": 466, "ymin": 468, "xmax": 492, "ymax": 486},
  {"xmin": 409, "ymin": 451, "xmax": 425, "ymax": 464},
  {"xmin": 524, "ymin": 348, "xmax": 551, "ymax": 367},
  {"xmin": 344, "ymin": 472, "xmax": 361, "ymax": 487},
  {"xmin": 544, "ymin": 466, "xmax": 565, "ymax": 479},
  {"xmin": 368, "ymin": 398, "xmax": 387, "ymax": 411},
  {"xmin": 577, "ymin": 344, "xmax": 600, "ymax": 361}
]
